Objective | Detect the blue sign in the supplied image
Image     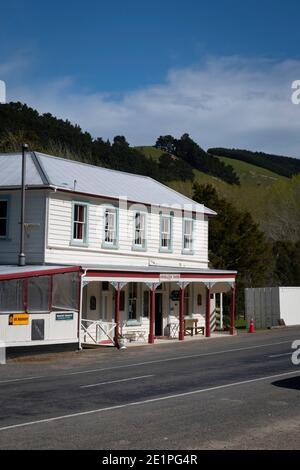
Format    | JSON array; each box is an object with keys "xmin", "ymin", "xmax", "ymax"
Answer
[{"xmin": 55, "ymin": 313, "xmax": 74, "ymax": 321}]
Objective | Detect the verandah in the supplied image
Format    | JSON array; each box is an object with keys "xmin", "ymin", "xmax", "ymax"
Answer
[{"xmin": 81, "ymin": 271, "xmax": 237, "ymax": 346}]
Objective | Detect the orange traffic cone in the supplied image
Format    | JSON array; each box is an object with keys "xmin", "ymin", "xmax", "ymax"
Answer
[{"xmin": 249, "ymin": 318, "xmax": 255, "ymax": 333}]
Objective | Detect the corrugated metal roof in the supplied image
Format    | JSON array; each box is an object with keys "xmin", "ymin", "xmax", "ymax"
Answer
[
  {"xmin": 82, "ymin": 264, "xmax": 237, "ymax": 274},
  {"xmin": 0, "ymin": 265, "xmax": 80, "ymax": 280},
  {"xmin": 0, "ymin": 151, "xmax": 216, "ymax": 215},
  {"xmin": 0, "ymin": 153, "xmax": 44, "ymax": 187}
]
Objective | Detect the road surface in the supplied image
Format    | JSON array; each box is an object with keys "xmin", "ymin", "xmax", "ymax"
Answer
[{"xmin": 0, "ymin": 328, "xmax": 299, "ymax": 449}]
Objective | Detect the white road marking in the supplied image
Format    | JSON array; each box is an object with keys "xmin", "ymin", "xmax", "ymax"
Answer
[
  {"xmin": 0, "ymin": 376, "xmax": 43, "ymax": 384},
  {"xmin": 269, "ymin": 352, "xmax": 292, "ymax": 358},
  {"xmin": 0, "ymin": 369, "xmax": 298, "ymax": 432},
  {"xmin": 65, "ymin": 340, "xmax": 294, "ymax": 377},
  {"xmin": 80, "ymin": 375, "xmax": 154, "ymax": 389},
  {"xmin": 0, "ymin": 339, "xmax": 295, "ymax": 386}
]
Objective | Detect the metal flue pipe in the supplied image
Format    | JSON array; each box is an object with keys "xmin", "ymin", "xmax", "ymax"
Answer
[{"xmin": 18, "ymin": 144, "xmax": 28, "ymax": 266}]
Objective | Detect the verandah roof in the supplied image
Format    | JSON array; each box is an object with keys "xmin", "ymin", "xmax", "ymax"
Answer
[{"xmin": 0, "ymin": 265, "xmax": 80, "ymax": 281}]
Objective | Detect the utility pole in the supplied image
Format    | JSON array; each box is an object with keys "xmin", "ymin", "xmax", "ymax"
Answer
[{"xmin": 18, "ymin": 144, "xmax": 28, "ymax": 266}]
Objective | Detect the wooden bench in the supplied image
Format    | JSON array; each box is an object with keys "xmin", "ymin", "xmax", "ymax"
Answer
[
  {"xmin": 123, "ymin": 330, "xmax": 147, "ymax": 342},
  {"xmin": 184, "ymin": 319, "xmax": 205, "ymax": 336}
]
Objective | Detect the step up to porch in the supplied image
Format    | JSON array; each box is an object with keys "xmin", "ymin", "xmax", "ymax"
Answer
[{"xmin": 82, "ymin": 339, "xmax": 115, "ymax": 348}]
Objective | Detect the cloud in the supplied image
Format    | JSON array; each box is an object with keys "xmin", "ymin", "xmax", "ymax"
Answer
[
  {"xmin": 0, "ymin": 51, "xmax": 33, "ymax": 79},
  {"xmin": 5, "ymin": 55, "xmax": 300, "ymax": 156}
]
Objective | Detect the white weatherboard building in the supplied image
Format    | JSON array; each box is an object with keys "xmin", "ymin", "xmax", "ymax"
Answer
[{"xmin": 0, "ymin": 151, "xmax": 237, "ymax": 350}]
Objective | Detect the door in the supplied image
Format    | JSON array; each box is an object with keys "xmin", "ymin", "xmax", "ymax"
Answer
[
  {"xmin": 155, "ymin": 293, "xmax": 163, "ymax": 336},
  {"xmin": 101, "ymin": 292, "xmax": 109, "ymax": 321}
]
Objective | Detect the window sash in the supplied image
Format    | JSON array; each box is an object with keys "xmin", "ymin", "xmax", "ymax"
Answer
[
  {"xmin": 73, "ymin": 204, "xmax": 87, "ymax": 241},
  {"xmin": 134, "ymin": 212, "xmax": 146, "ymax": 246},
  {"xmin": 161, "ymin": 215, "xmax": 171, "ymax": 249},
  {"xmin": 0, "ymin": 200, "xmax": 8, "ymax": 238},
  {"xmin": 183, "ymin": 219, "xmax": 193, "ymax": 250},
  {"xmin": 104, "ymin": 209, "xmax": 117, "ymax": 244}
]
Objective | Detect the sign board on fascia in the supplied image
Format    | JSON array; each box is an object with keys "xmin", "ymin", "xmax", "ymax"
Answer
[{"xmin": 160, "ymin": 274, "xmax": 181, "ymax": 282}]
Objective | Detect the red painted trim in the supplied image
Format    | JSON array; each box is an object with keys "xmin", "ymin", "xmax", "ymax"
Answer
[
  {"xmin": 0, "ymin": 266, "xmax": 81, "ymax": 281},
  {"xmin": 76, "ymin": 271, "xmax": 82, "ymax": 342},
  {"xmin": 87, "ymin": 271, "xmax": 159, "ymax": 279},
  {"xmin": 178, "ymin": 273, "xmax": 237, "ymax": 279},
  {"xmin": 85, "ymin": 270, "xmax": 237, "ymax": 280},
  {"xmin": 205, "ymin": 286, "xmax": 211, "ymax": 338},
  {"xmin": 179, "ymin": 287, "xmax": 185, "ymax": 341},
  {"xmin": 114, "ymin": 282, "xmax": 121, "ymax": 345}
]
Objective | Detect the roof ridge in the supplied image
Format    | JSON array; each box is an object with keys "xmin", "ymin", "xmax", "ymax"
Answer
[
  {"xmin": 0, "ymin": 152, "xmax": 215, "ymax": 214},
  {"xmin": 35, "ymin": 152, "xmax": 215, "ymax": 213},
  {"xmin": 31, "ymin": 152, "xmax": 51, "ymax": 185},
  {"xmin": 35, "ymin": 151, "xmax": 155, "ymax": 181}
]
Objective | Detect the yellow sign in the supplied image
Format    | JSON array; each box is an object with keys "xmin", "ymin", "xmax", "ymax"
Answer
[{"xmin": 8, "ymin": 314, "xmax": 29, "ymax": 326}]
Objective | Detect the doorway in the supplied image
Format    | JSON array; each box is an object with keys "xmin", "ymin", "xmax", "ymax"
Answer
[
  {"xmin": 86, "ymin": 282, "xmax": 100, "ymax": 321},
  {"xmin": 155, "ymin": 293, "xmax": 163, "ymax": 336},
  {"xmin": 101, "ymin": 292, "xmax": 109, "ymax": 321}
]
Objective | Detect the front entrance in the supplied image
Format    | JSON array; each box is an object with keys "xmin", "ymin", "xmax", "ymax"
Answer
[
  {"xmin": 155, "ymin": 293, "xmax": 163, "ymax": 336},
  {"xmin": 101, "ymin": 292, "xmax": 109, "ymax": 321}
]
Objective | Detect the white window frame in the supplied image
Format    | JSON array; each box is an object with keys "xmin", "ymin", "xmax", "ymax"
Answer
[
  {"xmin": 160, "ymin": 213, "xmax": 173, "ymax": 252},
  {"xmin": 182, "ymin": 218, "xmax": 194, "ymax": 253},
  {"xmin": 71, "ymin": 202, "xmax": 88, "ymax": 245},
  {"xmin": 0, "ymin": 197, "xmax": 9, "ymax": 240},
  {"xmin": 103, "ymin": 207, "xmax": 118, "ymax": 248},
  {"xmin": 133, "ymin": 211, "xmax": 147, "ymax": 250}
]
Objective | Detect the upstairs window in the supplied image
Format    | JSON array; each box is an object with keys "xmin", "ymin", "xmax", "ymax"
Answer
[
  {"xmin": 160, "ymin": 214, "xmax": 172, "ymax": 252},
  {"xmin": 104, "ymin": 208, "xmax": 118, "ymax": 247},
  {"xmin": 183, "ymin": 218, "xmax": 193, "ymax": 252},
  {"xmin": 72, "ymin": 203, "xmax": 88, "ymax": 243},
  {"xmin": 133, "ymin": 212, "xmax": 146, "ymax": 249},
  {"xmin": 0, "ymin": 199, "xmax": 9, "ymax": 239}
]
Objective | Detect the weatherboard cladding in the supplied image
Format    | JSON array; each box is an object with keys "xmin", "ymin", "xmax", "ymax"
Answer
[{"xmin": 0, "ymin": 152, "xmax": 216, "ymax": 215}]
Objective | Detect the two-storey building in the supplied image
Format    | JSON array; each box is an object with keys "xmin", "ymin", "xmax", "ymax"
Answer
[{"xmin": 0, "ymin": 151, "xmax": 237, "ymax": 350}]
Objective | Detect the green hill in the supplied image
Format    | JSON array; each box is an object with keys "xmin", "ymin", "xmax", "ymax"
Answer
[
  {"xmin": 208, "ymin": 147, "xmax": 300, "ymax": 178},
  {"xmin": 135, "ymin": 146, "xmax": 163, "ymax": 161},
  {"xmin": 1, "ymin": 104, "xmax": 299, "ymax": 243},
  {"xmin": 217, "ymin": 156, "xmax": 287, "ymax": 187},
  {"xmin": 136, "ymin": 146, "xmax": 300, "ymax": 243}
]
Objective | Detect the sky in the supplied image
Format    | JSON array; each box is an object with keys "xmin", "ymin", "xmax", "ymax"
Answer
[{"xmin": 1, "ymin": 0, "xmax": 300, "ymax": 155}]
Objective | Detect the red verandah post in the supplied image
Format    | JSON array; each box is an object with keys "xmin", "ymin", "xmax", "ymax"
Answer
[
  {"xmin": 179, "ymin": 286, "xmax": 185, "ymax": 341},
  {"xmin": 230, "ymin": 284, "xmax": 236, "ymax": 336},
  {"xmin": 148, "ymin": 284, "xmax": 155, "ymax": 344},
  {"xmin": 205, "ymin": 285, "xmax": 211, "ymax": 338},
  {"xmin": 114, "ymin": 282, "xmax": 121, "ymax": 344}
]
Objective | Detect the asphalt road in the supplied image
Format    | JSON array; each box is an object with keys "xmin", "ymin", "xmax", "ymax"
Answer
[{"xmin": 0, "ymin": 328, "xmax": 300, "ymax": 450}]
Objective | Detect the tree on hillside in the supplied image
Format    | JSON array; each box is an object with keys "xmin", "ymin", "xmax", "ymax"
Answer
[
  {"xmin": 155, "ymin": 134, "xmax": 240, "ymax": 185},
  {"xmin": 0, "ymin": 102, "xmax": 195, "ymax": 185},
  {"xmin": 158, "ymin": 153, "xmax": 194, "ymax": 182},
  {"xmin": 273, "ymin": 241, "xmax": 300, "ymax": 286},
  {"xmin": 155, "ymin": 135, "xmax": 176, "ymax": 154},
  {"xmin": 193, "ymin": 183, "xmax": 272, "ymax": 314}
]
